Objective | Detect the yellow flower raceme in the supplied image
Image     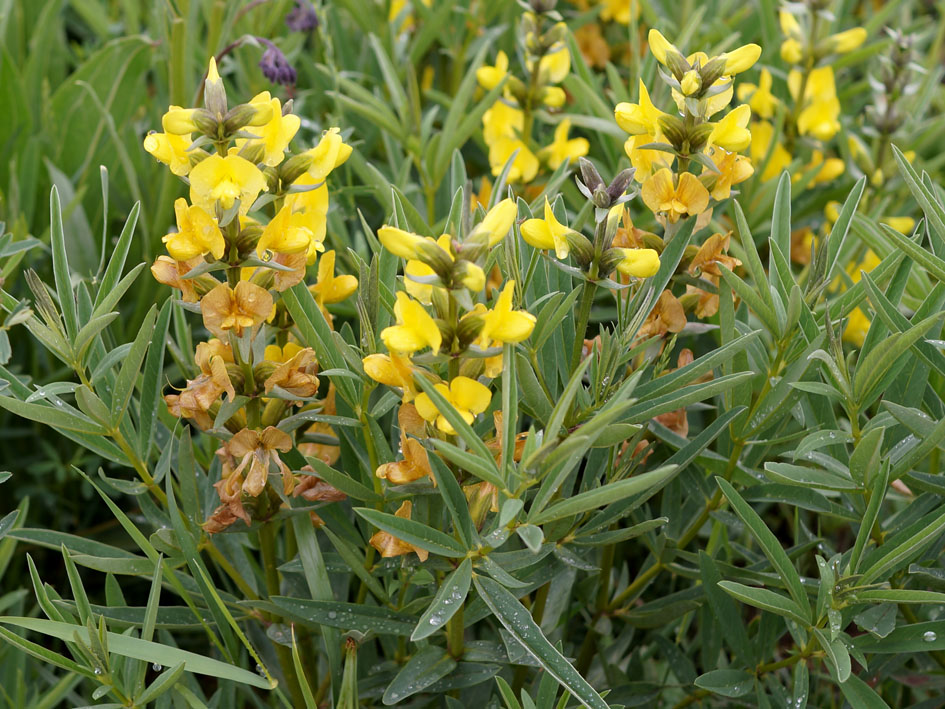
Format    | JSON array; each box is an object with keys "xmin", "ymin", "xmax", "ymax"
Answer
[
  {"xmin": 641, "ymin": 169, "xmax": 710, "ymax": 223},
  {"xmin": 538, "ymin": 119, "xmax": 590, "ymax": 170},
  {"xmin": 708, "ymin": 105, "xmax": 752, "ymax": 152},
  {"xmin": 189, "ymin": 154, "xmax": 267, "ymax": 215},
  {"xmin": 520, "ymin": 198, "xmax": 571, "ymax": 259},
  {"xmin": 257, "ymin": 203, "xmax": 316, "ymax": 258},
  {"xmin": 736, "ymin": 68, "xmax": 779, "ymax": 120},
  {"xmin": 381, "ymin": 291, "xmax": 442, "ymax": 355},
  {"xmin": 241, "ymin": 93, "xmax": 300, "ymax": 167},
  {"xmin": 144, "ymin": 131, "xmax": 193, "ymax": 176},
  {"xmin": 162, "ymin": 198, "xmax": 225, "ymax": 261},
  {"xmin": 615, "ymin": 81, "xmax": 665, "ymax": 136},
  {"xmin": 479, "ymin": 281, "xmax": 536, "ymax": 344},
  {"xmin": 414, "ymin": 376, "xmax": 492, "ymax": 435},
  {"xmin": 477, "ymin": 51, "xmax": 508, "ymax": 90}
]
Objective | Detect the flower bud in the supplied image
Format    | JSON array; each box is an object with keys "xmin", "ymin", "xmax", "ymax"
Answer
[{"xmin": 204, "ymin": 57, "xmax": 227, "ymax": 116}]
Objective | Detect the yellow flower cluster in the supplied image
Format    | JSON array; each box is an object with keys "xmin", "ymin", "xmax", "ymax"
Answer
[
  {"xmin": 477, "ymin": 10, "xmax": 588, "ymax": 182},
  {"xmin": 615, "ymin": 30, "xmax": 758, "ymax": 224},
  {"xmin": 145, "ymin": 58, "xmax": 356, "ymax": 532}
]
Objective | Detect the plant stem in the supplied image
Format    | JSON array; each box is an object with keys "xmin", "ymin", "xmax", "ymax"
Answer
[{"xmin": 259, "ymin": 521, "xmax": 306, "ymax": 709}]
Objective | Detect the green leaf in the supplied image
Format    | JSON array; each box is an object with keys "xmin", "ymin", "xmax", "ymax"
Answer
[
  {"xmin": 270, "ymin": 597, "xmax": 416, "ymax": 636},
  {"xmin": 383, "ymin": 646, "xmax": 457, "ymax": 705},
  {"xmin": 693, "ymin": 669, "xmax": 754, "ymax": 698},
  {"xmin": 529, "ymin": 465, "xmax": 675, "ymax": 525},
  {"xmin": 0, "ymin": 617, "xmax": 272, "ymax": 688},
  {"xmin": 412, "ymin": 558, "xmax": 472, "ymax": 641},
  {"xmin": 716, "ymin": 478, "xmax": 810, "ymax": 620},
  {"xmin": 354, "ymin": 507, "xmax": 467, "ymax": 557},
  {"xmin": 474, "ymin": 575, "xmax": 609, "ymax": 709}
]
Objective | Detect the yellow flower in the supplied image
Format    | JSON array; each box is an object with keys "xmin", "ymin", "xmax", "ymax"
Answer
[
  {"xmin": 311, "ymin": 250, "xmax": 358, "ymax": 305},
  {"xmin": 641, "ymin": 169, "xmax": 710, "ymax": 223},
  {"xmin": 723, "ymin": 44, "xmax": 762, "ymax": 75},
  {"xmin": 615, "ymin": 248, "xmax": 660, "ymax": 278},
  {"xmin": 381, "ymin": 291, "xmax": 442, "ymax": 354},
  {"xmin": 369, "ymin": 501, "xmax": 428, "ymax": 561},
  {"xmin": 362, "ymin": 352, "xmax": 418, "ymax": 400},
  {"xmin": 520, "ymin": 198, "xmax": 571, "ymax": 259},
  {"xmin": 470, "ymin": 198, "xmax": 517, "ymax": 247},
  {"xmin": 257, "ymin": 203, "xmax": 315, "ymax": 258},
  {"xmin": 599, "ymin": 0, "xmax": 639, "ymax": 24},
  {"xmin": 706, "ymin": 149, "xmax": 754, "ymax": 200},
  {"xmin": 479, "ymin": 280, "xmax": 536, "ymax": 344},
  {"xmin": 789, "ymin": 67, "xmax": 841, "ymax": 141},
  {"xmin": 378, "ymin": 226, "xmax": 435, "ymax": 260},
  {"xmin": 477, "ymin": 51, "xmax": 508, "ymax": 90},
  {"xmin": 488, "ymin": 138, "xmax": 539, "ymax": 183},
  {"xmin": 143, "ymin": 131, "xmax": 193, "ymax": 176},
  {"xmin": 200, "ymin": 281, "xmax": 273, "ymax": 339},
  {"xmin": 749, "ymin": 121, "xmax": 792, "ymax": 181},
  {"xmin": 624, "ymin": 133, "xmax": 669, "ymax": 183},
  {"xmin": 241, "ymin": 93, "xmax": 300, "ymax": 167},
  {"xmin": 415, "ymin": 376, "xmax": 492, "ymax": 435},
  {"xmin": 300, "ymin": 127, "xmax": 352, "ymax": 182},
  {"xmin": 482, "ymin": 99, "xmax": 524, "ymax": 145},
  {"xmin": 162, "ymin": 106, "xmax": 198, "ymax": 135},
  {"xmin": 615, "ymin": 80, "xmax": 665, "ymax": 136},
  {"xmin": 647, "ymin": 29, "xmax": 679, "ymax": 66},
  {"xmin": 162, "ymin": 198, "xmax": 225, "ymax": 261},
  {"xmin": 538, "ymin": 119, "xmax": 590, "ymax": 170},
  {"xmin": 189, "ymin": 154, "xmax": 267, "ymax": 215},
  {"xmin": 283, "ymin": 174, "xmax": 329, "ymax": 263},
  {"xmin": 828, "ymin": 27, "xmax": 867, "ymax": 54},
  {"xmin": 405, "ymin": 234, "xmax": 452, "ymax": 303},
  {"xmin": 708, "ymin": 105, "xmax": 752, "ymax": 152},
  {"xmin": 736, "ymin": 68, "xmax": 779, "ymax": 120},
  {"xmin": 531, "ymin": 43, "xmax": 570, "ymax": 84}
]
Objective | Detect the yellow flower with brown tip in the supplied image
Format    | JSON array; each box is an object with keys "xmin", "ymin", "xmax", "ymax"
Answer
[
  {"xmin": 615, "ymin": 80, "xmax": 665, "ymax": 136},
  {"xmin": 144, "ymin": 131, "xmax": 193, "ymax": 176},
  {"xmin": 520, "ymin": 198, "xmax": 571, "ymax": 259},
  {"xmin": 476, "ymin": 51, "xmax": 508, "ymax": 90},
  {"xmin": 708, "ymin": 105, "xmax": 752, "ymax": 152},
  {"xmin": 162, "ymin": 198, "xmax": 225, "ymax": 261},
  {"xmin": 241, "ymin": 93, "xmax": 300, "ymax": 167},
  {"xmin": 369, "ymin": 501, "xmax": 428, "ymax": 561},
  {"xmin": 381, "ymin": 291, "xmax": 442, "ymax": 355},
  {"xmin": 415, "ymin": 376, "xmax": 492, "ymax": 435},
  {"xmin": 311, "ymin": 250, "xmax": 358, "ymax": 306},
  {"xmin": 257, "ymin": 203, "xmax": 316, "ymax": 258},
  {"xmin": 539, "ymin": 120, "xmax": 590, "ymax": 170},
  {"xmin": 641, "ymin": 169, "xmax": 710, "ymax": 223},
  {"xmin": 736, "ymin": 68, "xmax": 779, "ymax": 120},
  {"xmin": 189, "ymin": 153, "xmax": 267, "ymax": 215},
  {"xmin": 479, "ymin": 281, "xmax": 536, "ymax": 344},
  {"xmin": 615, "ymin": 248, "xmax": 661, "ymax": 278},
  {"xmin": 200, "ymin": 281, "xmax": 273, "ymax": 339}
]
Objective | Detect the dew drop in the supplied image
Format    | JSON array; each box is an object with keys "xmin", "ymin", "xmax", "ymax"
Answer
[{"xmin": 924, "ymin": 631, "xmax": 937, "ymax": 642}]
